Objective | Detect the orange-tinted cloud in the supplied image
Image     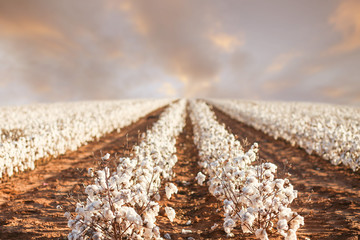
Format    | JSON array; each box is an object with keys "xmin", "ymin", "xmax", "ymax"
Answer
[
  {"xmin": 266, "ymin": 51, "xmax": 302, "ymax": 74},
  {"xmin": 209, "ymin": 32, "xmax": 244, "ymax": 53},
  {"xmin": 329, "ymin": 0, "xmax": 360, "ymax": 54},
  {"xmin": 158, "ymin": 82, "xmax": 177, "ymax": 97}
]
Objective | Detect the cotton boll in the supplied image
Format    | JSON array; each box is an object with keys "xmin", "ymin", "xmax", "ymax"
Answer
[
  {"xmin": 102, "ymin": 153, "xmax": 110, "ymax": 160},
  {"xmin": 275, "ymin": 179, "xmax": 285, "ymax": 190},
  {"xmin": 153, "ymin": 226, "xmax": 161, "ymax": 238},
  {"xmin": 243, "ymin": 186, "xmax": 255, "ymax": 196},
  {"xmin": 181, "ymin": 229, "xmax": 192, "ymax": 234},
  {"xmin": 195, "ymin": 172, "xmax": 206, "ymax": 186},
  {"xmin": 154, "ymin": 193, "xmax": 161, "ymax": 201},
  {"xmin": 64, "ymin": 212, "xmax": 71, "ymax": 219},
  {"xmin": 210, "ymin": 223, "xmax": 218, "ymax": 231},
  {"xmin": 246, "ymin": 150, "xmax": 257, "ymax": 162},
  {"xmin": 165, "ymin": 207, "xmax": 176, "ymax": 222},
  {"xmin": 223, "ymin": 218, "xmax": 236, "ymax": 234},
  {"xmin": 255, "ymin": 228, "xmax": 268, "ymax": 240},
  {"xmin": 164, "ymin": 233, "xmax": 172, "ymax": 239},
  {"xmin": 144, "ymin": 228, "xmax": 153, "ymax": 239},
  {"xmin": 285, "ymin": 229, "xmax": 297, "ymax": 240},
  {"xmin": 263, "ymin": 162, "xmax": 277, "ymax": 173},
  {"xmin": 165, "ymin": 183, "xmax": 178, "ymax": 199},
  {"xmin": 88, "ymin": 168, "xmax": 94, "ymax": 177},
  {"xmin": 277, "ymin": 219, "xmax": 289, "ymax": 231},
  {"xmin": 289, "ymin": 215, "xmax": 304, "ymax": 231},
  {"xmin": 103, "ymin": 208, "xmax": 115, "ymax": 221},
  {"xmin": 241, "ymin": 211, "xmax": 255, "ymax": 226}
]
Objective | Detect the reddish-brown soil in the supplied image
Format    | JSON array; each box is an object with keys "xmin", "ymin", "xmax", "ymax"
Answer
[
  {"xmin": 211, "ymin": 105, "xmax": 360, "ymax": 240},
  {"xmin": 1, "ymin": 103, "xmax": 360, "ymax": 240},
  {"xmin": 0, "ymin": 106, "xmax": 166, "ymax": 239}
]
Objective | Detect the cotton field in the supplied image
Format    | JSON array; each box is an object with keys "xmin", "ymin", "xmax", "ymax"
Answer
[
  {"xmin": 208, "ymin": 99, "xmax": 360, "ymax": 171},
  {"xmin": 0, "ymin": 99, "xmax": 359, "ymax": 240}
]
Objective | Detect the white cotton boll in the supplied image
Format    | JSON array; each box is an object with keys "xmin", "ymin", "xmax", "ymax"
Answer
[
  {"xmin": 243, "ymin": 186, "xmax": 255, "ymax": 196},
  {"xmin": 154, "ymin": 193, "xmax": 161, "ymax": 201},
  {"xmin": 263, "ymin": 162, "xmax": 277, "ymax": 173},
  {"xmin": 123, "ymin": 207, "xmax": 142, "ymax": 225},
  {"xmin": 246, "ymin": 175, "xmax": 258, "ymax": 185},
  {"xmin": 285, "ymin": 188, "xmax": 297, "ymax": 203},
  {"xmin": 289, "ymin": 215, "xmax": 304, "ymax": 231},
  {"xmin": 255, "ymin": 228, "xmax": 268, "ymax": 240},
  {"xmin": 223, "ymin": 218, "xmax": 236, "ymax": 234},
  {"xmin": 165, "ymin": 183, "xmax": 178, "ymax": 199},
  {"xmin": 93, "ymin": 232, "xmax": 103, "ymax": 240},
  {"xmin": 277, "ymin": 219, "xmax": 289, "ymax": 231},
  {"xmin": 263, "ymin": 183, "xmax": 272, "ymax": 193},
  {"xmin": 67, "ymin": 219, "xmax": 76, "ymax": 228},
  {"xmin": 64, "ymin": 211, "xmax": 71, "ymax": 219},
  {"xmin": 88, "ymin": 168, "xmax": 94, "ymax": 177},
  {"xmin": 242, "ymin": 212, "xmax": 255, "ymax": 226},
  {"xmin": 104, "ymin": 208, "xmax": 115, "ymax": 221},
  {"xmin": 102, "ymin": 153, "xmax": 110, "ymax": 160},
  {"xmin": 181, "ymin": 229, "xmax": 192, "ymax": 234},
  {"xmin": 285, "ymin": 229, "xmax": 297, "ymax": 240},
  {"xmin": 153, "ymin": 226, "xmax": 161, "ymax": 238},
  {"xmin": 195, "ymin": 172, "xmax": 206, "ymax": 186},
  {"xmin": 164, "ymin": 233, "xmax": 172, "ymax": 239},
  {"xmin": 210, "ymin": 223, "xmax": 218, "ymax": 231},
  {"xmin": 85, "ymin": 185, "xmax": 99, "ymax": 197},
  {"xmin": 279, "ymin": 207, "xmax": 293, "ymax": 220},
  {"xmin": 165, "ymin": 207, "xmax": 176, "ymax": 222},
  {"xmin": 275, "ymin": 179, "xmax": 285, "ymax": 190},
  {"xmin": 144, "ymin": 228, "xmax": 153, "ymax": 239},
  {"xmin": 263, "ymin": 170, "xmax": 274, "ymax": 181},
  {"xmin": 246, "ymin": 150, "xmax": 257, "ymax": 162},
  {"xmin": 154, "ymin": 166, "xmax": 161, "ymax": 174}
]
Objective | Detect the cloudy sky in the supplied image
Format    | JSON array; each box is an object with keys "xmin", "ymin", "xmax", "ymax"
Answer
[{"xmin": 0, "ymin": 0, "xmax": 359, "ymax": 106}]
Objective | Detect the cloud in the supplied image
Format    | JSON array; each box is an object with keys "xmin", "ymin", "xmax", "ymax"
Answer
[
  {"xmin": 266, "ymin": 51, "xmax": 302, "ymax": 74},
  {"xmin": 0, "ymin": 0, "xmax": 358, "ymax": 106},
  {"xmin": 120, "ymin": 0, "xmax": 227, "ymax": 97},
  {"xmin": 209, "ymin": 32, "xmax": 244, "ymax": 53},
  {"xmin": 328, "ymin": 0, "xmax": 360, "ymax": 54},
  {"xmin": 0, "ymin": 0, "xmax": 145, "ymax": 103},
  {"xmin": 158, "ymin": 82, "xmax": 177, "ymax": 97},
  {"xmin": 321, "ymin": 86, "xmax": 347, "ymax": 98}
]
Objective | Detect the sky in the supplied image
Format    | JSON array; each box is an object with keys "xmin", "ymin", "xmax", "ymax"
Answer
[{"xmin": 0, "ymin": 0, "xmax": 359, "ymax": 106}]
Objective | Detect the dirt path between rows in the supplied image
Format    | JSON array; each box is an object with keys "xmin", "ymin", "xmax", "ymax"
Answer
[
  {"xmin": 156, "ymin": 110, "xmax": 226, "ymax": 239},
  {"xmin": 211, "ymin": 104, "xmax": 360, "ymax": 240},
  {"xmin": 0, "ymin": 106, "xmax": 166, "ymax": 240}
]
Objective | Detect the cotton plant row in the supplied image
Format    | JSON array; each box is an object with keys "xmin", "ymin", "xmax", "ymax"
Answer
[
  {"xmin": 189, "ymin": 100, "xmax": 303, "ymax": 240},
  {"xmin": 208, "ymin": 99, "xmax": 360, "ymax": 171},
  {"xmin": 66, "ymin": 99, "xmax": 186, "ymax": 240},
  {"xmin": 0, "ymin": 99, "xmax": 172, "ymax": 179}
]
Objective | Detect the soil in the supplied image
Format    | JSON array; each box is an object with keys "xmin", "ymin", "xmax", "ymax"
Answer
[
  {"xmin": 211, "ymin": 104, "xmax": 360, "ymax": 240},
  {"xmin": 0, "ymin": 103, "xmax": 359, "ymax": 240}
]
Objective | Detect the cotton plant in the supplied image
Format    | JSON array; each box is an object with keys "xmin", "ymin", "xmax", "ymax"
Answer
[
  {"xmin": 224, "ymin": 163, "xmax": 304, "ymax": 240},
  {"xmin": 67, "ymin": 164, "xmax": 163, "ymax": 240},
  {"xmin": 189, "ymin": 100, "xmax": 303, "ymax": 239},
  {"xmin": 66, "ymin": 100, "xmax": 186, "ymax": 239}
]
